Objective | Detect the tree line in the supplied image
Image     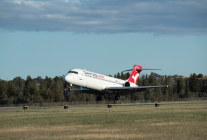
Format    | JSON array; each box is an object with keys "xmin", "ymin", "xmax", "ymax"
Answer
[{"xmin": 0, "ymin": 72, "xmax": 207, "ymax": 104}]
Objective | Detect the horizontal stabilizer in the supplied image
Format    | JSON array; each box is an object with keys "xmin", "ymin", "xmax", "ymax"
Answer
[{"xmin": 122, "ymin": 68, "xmax": 162, "ymax": 72}]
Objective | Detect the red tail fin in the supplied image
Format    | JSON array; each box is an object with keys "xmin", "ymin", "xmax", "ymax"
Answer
[{"xmin": 128, "ymin": 65, "xmax": 142, "ymax": 84}]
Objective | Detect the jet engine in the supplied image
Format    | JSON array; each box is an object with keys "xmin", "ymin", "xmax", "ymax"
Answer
[{"xmin": 125, "ymin": 82, "xmax": 130, "ymax": 87}]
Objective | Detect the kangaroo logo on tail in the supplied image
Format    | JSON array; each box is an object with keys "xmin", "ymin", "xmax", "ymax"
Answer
[
  {"xmin": 132, "ymin": 73, "xmax": 139, "ymax": 84},
  {"xmin": 128, "ymin": 65, "xmax": 142, "ymax": 84}
]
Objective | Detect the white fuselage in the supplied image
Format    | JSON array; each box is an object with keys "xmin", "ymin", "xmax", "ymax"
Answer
[{"xmin": 64, "ymin": 69, "xmax": 137, "ymax": 92}]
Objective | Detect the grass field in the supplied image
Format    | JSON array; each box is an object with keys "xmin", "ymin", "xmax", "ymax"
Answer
[{"xmin": 0, "ymin": 101, "xmax": 207, "ymax": 140}]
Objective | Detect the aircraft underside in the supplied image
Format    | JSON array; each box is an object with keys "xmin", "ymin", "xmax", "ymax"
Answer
[{"xmin": 67, "ymin": 86, "xmax": 147, "ymax": 101}]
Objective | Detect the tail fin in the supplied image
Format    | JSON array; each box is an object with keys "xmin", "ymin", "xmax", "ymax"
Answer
[{"xmin": 128, "ymin": 65, "xmax": 142, "ymax": 84}]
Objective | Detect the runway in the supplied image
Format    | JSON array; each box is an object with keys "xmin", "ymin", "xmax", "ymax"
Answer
[{"xmin": 0, "ymin": 101, "xmax": 206, "ymax": 112}]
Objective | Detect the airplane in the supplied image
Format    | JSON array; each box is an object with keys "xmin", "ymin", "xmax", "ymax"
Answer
[{"xmin": 64, "ymin": 65, "xmax": 169, "ymax": 101}]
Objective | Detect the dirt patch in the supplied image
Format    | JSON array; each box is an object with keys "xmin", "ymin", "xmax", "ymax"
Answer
[
  {"xmin": 150, "ymin": 122, "xmax": 180, "ymax": 126},
  {"xmin": 0, "ymin": 124, "xmax": 124, "ymax": 134},
  {"xmin": 30, "ymin": 133, "xmax": 154, "ymax": 139}
]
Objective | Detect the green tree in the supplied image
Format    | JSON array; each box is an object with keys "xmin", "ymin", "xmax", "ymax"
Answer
[
  {"xmin": 184, "ymin": 80, "xmax": 190, "ymax": 98},
  {"xmin": 0, "ymin": 80, "xmax": 4, "ymax": 95},
  {"xmin": 172, "ymin": 78, "xmax": 178, "ymax": 100},
  {"xmin": 142, "ymin": 75, "xmax": 146, "ymax": 86},
  {"xmin": 48, "ymin": 89, "xmax": 53, "ymax": 103},
  {"xmin": 7, "ymin": 82, "xmax": 17, "ymax": 103},
  {"xmin": 201, "ymin": 79, "xmax": 207, "ymax": 93},
  {"xmin": 177, "ymin": 78, "xmax": 184, "ymax": 98},
  {"xmin": 197, "ymin": 73, "xmax": 203, "ymax": 78},
  {"xmin": 149, "ymin": 72, "xmax": 154, "ymax": 86},
  {"xmin": 121, "ymin": 72, "xmax": 124, "ymax": 80},
  {"xmin": 39, "ymin": 80, "xmax": 48, "ymax": 101},
  {"xmin": 0, "ymin": 80, "xmax": 8, "ymax": 104},
  {"xmin": 163, "ymin": 77, "xmax": 171, "ymax": 100},
  {"xmin": 117, "ymin": 72, "xmax": 120, "ymax": 79},
  {"xmin": 126, "ymin": 72, "xmax": 130, "ymax": 79},
  {"xmin": 24, "ymin": 75, "xmax": 33, "ymax": 103},
  {"xmin": 53, "ymin": 84, "xmax": 62, "ymax": 102},
  {"xmin": 13, "ymin": 77, "xmax": 25, "ymax": 103},
  {"xmin": 189, "ymin": 73, "xmax": 199, "ymax": 92}
]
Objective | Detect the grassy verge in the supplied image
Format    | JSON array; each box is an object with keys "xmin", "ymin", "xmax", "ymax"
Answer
[{"xmin": 0, "ymin": 101, "xmax": 207, "ymax": 140}]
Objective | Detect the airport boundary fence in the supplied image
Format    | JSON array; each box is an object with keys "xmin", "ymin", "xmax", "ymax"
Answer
[{"xmin": 0, "ymin": 97, "xmax": 206, "ymax": 111}]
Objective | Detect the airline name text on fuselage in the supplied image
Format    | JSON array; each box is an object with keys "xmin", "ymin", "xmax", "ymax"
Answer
[{"xmin": 84, "ymin": 71, "xmax": 105, "ymax": 79}]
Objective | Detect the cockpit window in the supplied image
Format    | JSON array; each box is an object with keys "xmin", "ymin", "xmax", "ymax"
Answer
[{"xmin": 68, "ymin": 71, "xmax": 78, "ymax": 74}]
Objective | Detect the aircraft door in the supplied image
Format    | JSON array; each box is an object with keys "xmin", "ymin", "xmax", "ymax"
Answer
[
  {"xmin": 80, "ymin": 72, "xmax": 87, "ymax": 88},
  {"xmin": 79, "ymin": 73, "xmax": 83, "ymax": 80}
]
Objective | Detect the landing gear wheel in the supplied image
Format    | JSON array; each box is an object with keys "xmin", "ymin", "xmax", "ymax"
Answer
[
  {"xmin": 115, "ymin": 95, "xmax": 120, "ymax": 100},
  {"xmin": 96, "ymin": 95, "xmax": 102, "ymax": 101}
]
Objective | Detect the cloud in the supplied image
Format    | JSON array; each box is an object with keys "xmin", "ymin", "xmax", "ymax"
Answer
[{"xmin": 0, "ymin": 0, "xmax": 207, "ymax": 35}]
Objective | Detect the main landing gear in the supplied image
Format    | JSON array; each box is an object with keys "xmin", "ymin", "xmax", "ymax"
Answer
[
  {"xmin": 115, "ymin": 94, "xmax": 120, "ymax": 100},
  {"xmin": 96, "ymin": 95, "xmax": 102, "ymax": 101}
]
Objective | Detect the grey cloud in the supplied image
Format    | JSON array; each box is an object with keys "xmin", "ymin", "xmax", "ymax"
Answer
[{"xmin": 0, "ymin": 0, "xmax": 207, "ymax": 35}]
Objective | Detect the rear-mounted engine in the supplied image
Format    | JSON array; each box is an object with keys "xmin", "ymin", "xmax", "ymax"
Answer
[{"xmin": 125, "ymin": 82, "xmax": 130, "ymax": 87}]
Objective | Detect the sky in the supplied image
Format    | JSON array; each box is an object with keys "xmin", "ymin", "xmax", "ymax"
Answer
[{"xmin": 0, "ymin": 0, "xmax": 207, "ymax": 80}]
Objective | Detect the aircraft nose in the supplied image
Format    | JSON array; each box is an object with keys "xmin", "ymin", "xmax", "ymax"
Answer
[{"xmin": 64, "ymin": 74, "xmax": 72, "ymax": 83}]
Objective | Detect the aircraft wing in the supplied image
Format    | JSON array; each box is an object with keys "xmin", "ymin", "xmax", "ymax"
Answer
[
  {"xmin": 105, "ymin": 85, "xmax": 168, "ymax": 90},
  {"xmin": 65, "ymin": 85, "xmax": 168, "ymax": 91},
  {"xmin": 64, "ymin": 88, "xmax": 90, "ymax": 91},
  {"xmin": 64, "ymin": 86, "xmax": 168, "ymax": 95}
]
